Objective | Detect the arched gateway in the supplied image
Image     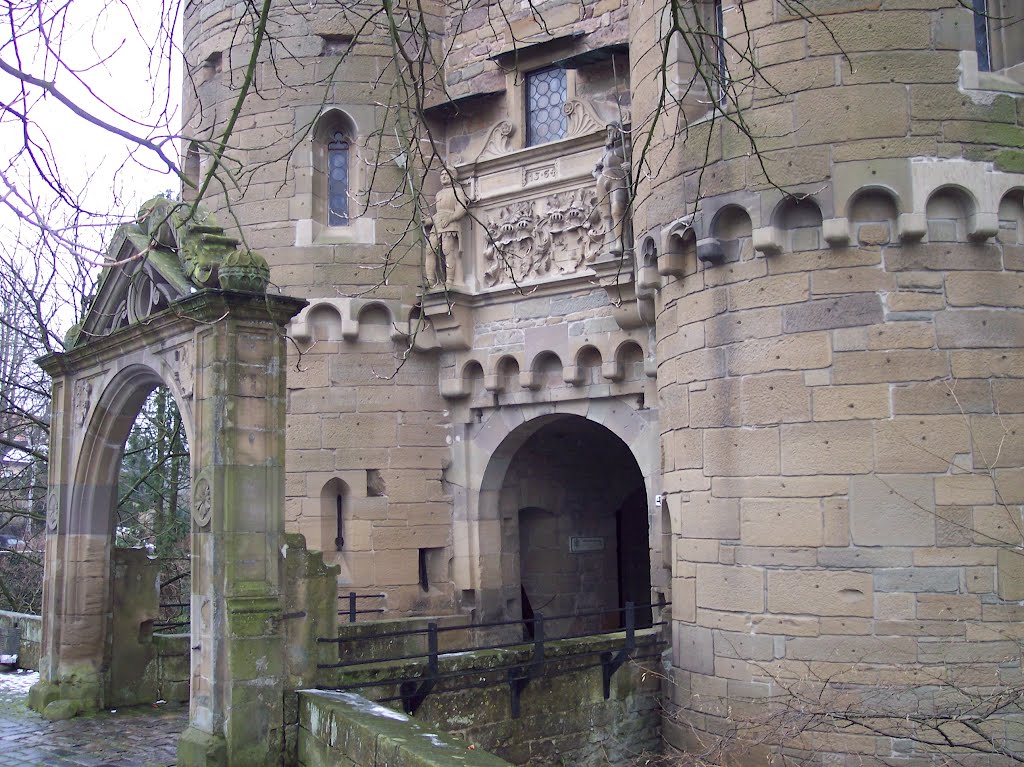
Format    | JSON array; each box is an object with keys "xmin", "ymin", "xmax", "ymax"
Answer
[{"xmin": 31, "ymin": 198, "xmax": 306, "ymax": 767}]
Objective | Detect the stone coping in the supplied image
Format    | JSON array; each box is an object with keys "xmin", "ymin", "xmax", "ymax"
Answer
[
  {"xmin": 299, "ymin": 689, "xmax": 513, "ymax": 766},
  {"xmin": 319, "ymin": 625, "xmax": 665, "ymax": 689}
]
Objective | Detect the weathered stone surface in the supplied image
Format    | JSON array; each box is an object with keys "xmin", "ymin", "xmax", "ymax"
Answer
[
  {"xmin": 849, "ymin": 474, "xmax": 935, "ymax": 546},
  {"xmin": 768, "ymin": 570, "xmax": 873, "ymax": 617}
]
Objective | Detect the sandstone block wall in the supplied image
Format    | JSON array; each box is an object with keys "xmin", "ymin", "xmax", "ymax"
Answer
[{"xmin": 628, "ymin": 0, "xmax": 1024, "ymax": 762}]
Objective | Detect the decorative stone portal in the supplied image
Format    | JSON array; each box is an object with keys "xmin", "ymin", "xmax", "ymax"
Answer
[
  {"xmin": 30, "ymin": 197, "xmax": 306, "ymax": 767},
  {"xmin": 451, "ymin": 405, "xmax": 661, "ymax": 632}
]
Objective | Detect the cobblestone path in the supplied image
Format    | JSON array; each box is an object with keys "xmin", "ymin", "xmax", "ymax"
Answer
[{"xmin": 0, "ymin": 670, "xmax": 186, "ymax": 766}]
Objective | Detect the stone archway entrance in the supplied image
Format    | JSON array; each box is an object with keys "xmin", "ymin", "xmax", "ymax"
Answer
[
  {"xmin": 30, "ymin": 198, "xmax": 306, "ymax": 767},
  {"xmin": 495, "ymin": 415, "xmax": 654, "ymax": 637}
]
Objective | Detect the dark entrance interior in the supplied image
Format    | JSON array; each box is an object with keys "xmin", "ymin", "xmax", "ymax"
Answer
[{"xmin": 500, "ymin": 415, "xmax": 652, "ymax": 638}]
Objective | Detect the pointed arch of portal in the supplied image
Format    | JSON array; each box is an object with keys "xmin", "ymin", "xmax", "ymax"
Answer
[{"xmin": 448, "ymin": 399, "xmax": 667, "ymax": 625}]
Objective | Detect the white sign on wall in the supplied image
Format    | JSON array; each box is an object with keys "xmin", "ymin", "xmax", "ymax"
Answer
[{"xmin": 570, "ymin": 537, "xmax": 605, "ymax": 553}]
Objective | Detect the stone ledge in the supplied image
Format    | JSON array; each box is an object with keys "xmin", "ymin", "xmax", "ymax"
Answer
[{"xmin": 299, "ymin": 690, "xmax": 512, "ymax": 767}]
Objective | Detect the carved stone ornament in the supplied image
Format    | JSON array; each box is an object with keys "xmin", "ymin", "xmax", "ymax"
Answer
[
  {"xmin": 192, "ymin": 477, "xmax": 212, "ymax": 527},
  {"xmin": 482, "ymin": 188, "xmax": 603, "ymax": 286},
  {"xmin": 474, "ymin": 121, "xmax": 516, "ymax": 163},
  {"xmin": 563, "ymin": 99, "xmax": 603, "ymax": 137},
  {"xmin": 171, "ymin": 344, "xmax": 195, "ymax": 399},
  {"xmin": 73, "ymin": 378, "xmax": 94, "ymax": 428},
  {"xmin": 46, "ymin": 492, "xmax": 58, "ymax": 531}
]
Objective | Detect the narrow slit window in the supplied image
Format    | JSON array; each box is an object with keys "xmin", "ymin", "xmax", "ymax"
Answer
[
  {"xmin": 526, "ymin": 67, "xmax": 568, "ymax": 147},
  {"xmin": 334, "ymin": 493, "xmax": 344, "ymax": 550},
  {"xmin": 418, "ymin": 548, "xmax": 429, "ymax": 592},
  {"xmin": 714, "ymin": 0, "xmax": 729, "ymax": 105},
  {"xmin": 327, "ymin": 131, "xmax": 350, "ymax": 226}
]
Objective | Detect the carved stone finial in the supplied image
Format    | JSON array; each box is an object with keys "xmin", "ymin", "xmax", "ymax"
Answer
[{"xmin": 218, "ymin": 249, "xmax": 271, "ymax": 293}]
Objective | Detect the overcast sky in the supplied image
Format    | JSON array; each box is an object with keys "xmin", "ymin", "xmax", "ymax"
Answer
[{"xmin": 1, "ymin": 0, "xmax": 182, "ymax": 262}]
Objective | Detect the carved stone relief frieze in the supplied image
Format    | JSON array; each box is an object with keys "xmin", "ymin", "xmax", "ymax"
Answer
[{"xmin": 482, "ymin": 188, "xmax": 602, "ymax": 286}]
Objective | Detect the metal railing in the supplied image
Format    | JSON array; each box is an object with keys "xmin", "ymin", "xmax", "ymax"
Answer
[
  {"xmin": 316, "ymin": 598, "xmax": 669, "ymax": 716},
  {"xmin": 154, "ymin": 600, "xmax": 190, "ymax": 630},
  {"xmin": 337, "ymin": 591, "xmax": 386, "ymax": 623}
]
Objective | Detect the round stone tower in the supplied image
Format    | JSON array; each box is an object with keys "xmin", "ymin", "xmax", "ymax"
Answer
[
  {"xmin": 181, "ymin": 1, "xmax": 456, "ymax": 616},
  {"xmin": 630, "ymin": 1, "xmax": 1024, "ymax": 763}
]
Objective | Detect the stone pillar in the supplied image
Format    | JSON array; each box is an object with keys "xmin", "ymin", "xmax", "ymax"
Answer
[
  {"xmin": 29, "ymin": 373, "xmax": 105, "ymax": 719},
  {"xmin": 178, "ymin": 294, "xmax": 305, "ymax": 767}
]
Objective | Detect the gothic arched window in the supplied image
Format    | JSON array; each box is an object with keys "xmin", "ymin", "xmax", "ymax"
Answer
[{"xmin": 327, "ymin": 131, "xmax": 350, "ymax": 226}]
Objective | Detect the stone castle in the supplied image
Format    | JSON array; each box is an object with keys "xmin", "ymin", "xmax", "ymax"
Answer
[{"xmin": 29, "ymin": 0, "xmax": 1024, "ymax": 764}]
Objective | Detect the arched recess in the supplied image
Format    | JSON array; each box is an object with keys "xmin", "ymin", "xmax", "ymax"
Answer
[
  {"xmin": 926, "ymin": 186, "xmax": 976, "ymax": 242},
  {"xmin": 998, "ymin": 189, "xmax": 1024, "ymax": 244},
  {"xmin": 33, "ymin": 202, "xmax": 306, "ymax": 766},
  {"xmin": 848, "ymin": 187, "xmax": 900, "ymax": 246},
  {"xmin": 450, "ymin": 400, "xmax": 663, "ymax": 633}
]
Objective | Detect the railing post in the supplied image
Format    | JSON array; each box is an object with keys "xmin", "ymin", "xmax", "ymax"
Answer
[
  {"xmin": 531, "ymin": 612, "xmax": 544, "ymax": 670},
  {"xmin": 427, "ymin": 622, "xmax": 439, "ymax": 676},
  {"xmin": 348, "ymin": 591, "xmax": 357, "ymax": 623},
  {"xmin": 625, "ymin": 601, "xmax": 636, "ymax": 651}
]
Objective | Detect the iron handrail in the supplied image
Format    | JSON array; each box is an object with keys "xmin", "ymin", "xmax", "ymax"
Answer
[
  {"xmin": 318, "ymin": 598, "xmax": 669, "ymax": 646},
  {"xmin": 316, "ymin": 601, "xmax": 665, "ymax": 717}
]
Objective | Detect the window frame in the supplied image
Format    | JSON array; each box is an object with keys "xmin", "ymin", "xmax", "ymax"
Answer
[
  {"xmin": 294, "ymin": 106, "xmax": 376, "ymax": 247},
  {"xmin": 965, "ymin": 0, "xmax": 1024, "ymax": 92},
  {"xmin": 525, "ymin": 65, "xmax": 569, "ymax": 147}
]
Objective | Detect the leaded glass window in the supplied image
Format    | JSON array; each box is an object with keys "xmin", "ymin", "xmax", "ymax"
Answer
[
  {"xmin": 328, "ymin": 131, "xmax": 350, "ymax": 226},
  {"xmin": 526, "ymin": 67, "xmax": 567, "ymax": 147},
  {"xmin": 974, "ymin": 0, "xmax": 992, "ymax": 71}
]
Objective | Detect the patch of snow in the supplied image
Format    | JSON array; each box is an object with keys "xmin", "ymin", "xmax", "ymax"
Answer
[{"xmin": 310, "ymin": 690, "xmax": 410, "ymax": 721}]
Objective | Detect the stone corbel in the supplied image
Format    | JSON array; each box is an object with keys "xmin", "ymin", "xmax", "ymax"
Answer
[
  {"xmin": 601, "ymin": 361, "xmax": 624, "ymax": 382},
  {"xmin": 592, "ymin": 253, "xmax": 654, "ymax": 330},
  {"xmin": 563, "ymin": 365, "xmax": 585, "ymax": 386},
  {"xmin": 897, "ymin": 213, "xmax": 927, "ymax": 242},
  {"xmin": 968, "ymin": 212, "xmax": 999, "ymax": 241},
  {"xmin": 518, "ymin": 371, "xmax": 543, "ymax": 390},
  {"xmin": 421, "ymin": 293, "xmax": 473, "ymax": 351},
  {"xmin": 439, "ymin": 379, "xmax": 471, "ymax": 400},
  {"xmin": 696, "ymin": 238, "xmax": 724, "ymax": 264},
  {"xmin": 658, "ymin": 218, "xmax": 693, "ymax": 277},
  {"xmin": 822, "ymin": 217, "xmax": 851, "ymax": 247},
  {"xmin": 483, "ymin": 374, "xmax": 503, "ymax": 392},
  {"xmin": 751, "ymin": 226, "xmax": 783, "ymax": 255}
]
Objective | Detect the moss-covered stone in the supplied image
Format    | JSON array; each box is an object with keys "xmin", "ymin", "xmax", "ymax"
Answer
[
  {"xmin": 42, "ymin": 699, "xmax": 82, "ymax": 721},
  {"xmin": 177, "ymin": 725, "xmax": 228, "ymax": 767}
]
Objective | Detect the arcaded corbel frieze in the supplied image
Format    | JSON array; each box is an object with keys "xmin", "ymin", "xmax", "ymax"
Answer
[
  {"xmin": 439, "ymin": 378, "xmax": 471, "ymax": 400},
  {"xmin": 897, "ymin": 213, "xmax": 927, "ymax": 242},
  {"xmin": 696, "ymin": 237, "xmax": 724, "ymax": 264},
  {"xmin": 562, "ymin": 365, "xmax": 586, "ymax": 386},
  {"xmin": 289, "ymin": 297, "xmax": 411, "ymax": 345},
  {"xmin": 968, "ymin": 212, "xmax": 1000, "ymax": 241},
  {"xmin": 601, "ymin": 360, "xmax": 625, "ymax": 382},
  {"xmin": 821, "ymin": 217, "xmax": 851, "ymax": 247},
  {"xmin": 751, "ymin": 226, "xmax": 783, "ymax": 255}
]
